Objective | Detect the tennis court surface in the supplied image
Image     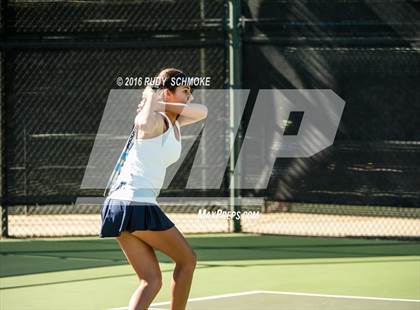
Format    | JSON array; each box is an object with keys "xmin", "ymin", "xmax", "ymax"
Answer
[
  {"xmin": 1, "ymin": 234, "xmax": 419, "ymax": 310},
  {"xmin": 143, "ymin": 291, "xmax": 420, "ymax": 310}
]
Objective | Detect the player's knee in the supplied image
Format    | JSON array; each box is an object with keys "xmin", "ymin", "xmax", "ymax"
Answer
[
  {"xmin": 181, "ymin": 250, "xmax": 197, "ymax": 272},
  {"xmin": 141, "ymin": 275, "xmax": 163, "ymax": 291},
  {"xmin": 141, "ymin": 268, "xmax": 162, "ymax": 286}
]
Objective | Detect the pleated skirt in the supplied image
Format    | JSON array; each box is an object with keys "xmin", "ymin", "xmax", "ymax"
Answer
[{"xmin": 99, "ymin": 197, "xmax": 175, "ymax": 238}]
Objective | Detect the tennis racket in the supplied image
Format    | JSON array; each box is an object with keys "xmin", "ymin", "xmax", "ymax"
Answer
[
  {"xmin": 103, "ymin": 91, "xmax": 151, "ymax": 197},
  {"xmin": 103, "ymin": 124, "xmax": 136, "ymax": 197},
  {"xmin": 103, "ymin": 84, "xmax": 167, "ymax": 197}
]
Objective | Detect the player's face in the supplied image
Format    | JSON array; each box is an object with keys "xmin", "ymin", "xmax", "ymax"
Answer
[{"xmin": 171, "ymin": 86, "xmax": 193, "ymax": 104}]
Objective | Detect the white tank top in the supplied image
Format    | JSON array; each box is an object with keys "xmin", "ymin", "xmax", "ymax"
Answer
[{"xmin": 107, "ymin": 112, "xmax": 181, "ymax": 205}]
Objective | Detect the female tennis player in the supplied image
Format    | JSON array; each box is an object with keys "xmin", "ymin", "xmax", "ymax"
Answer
[{"xmin": 100, "ymin": 68, "xmax": 208, "ymax": 310}]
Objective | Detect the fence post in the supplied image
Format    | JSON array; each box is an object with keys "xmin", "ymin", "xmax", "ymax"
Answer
[
  {"xmin": 227, "ymin": 0, "xmax": 242, "ymax": 233},
  {"xmin": 0, "ymin": 50, "xmax": 8, "ymax": 238}
]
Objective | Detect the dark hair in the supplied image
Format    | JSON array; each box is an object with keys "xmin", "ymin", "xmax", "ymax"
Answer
[
  {"xmin": 155, "ymin": 68, "xmax": 190, "ymax": 121},
  {"xmin": 154, "ymin": 68, "xmax": 190, "ymax": 92}
]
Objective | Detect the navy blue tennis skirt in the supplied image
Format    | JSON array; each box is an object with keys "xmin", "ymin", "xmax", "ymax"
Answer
[{"xmin": 99, "ymin": 197, "xmax": 175, "ymax": 238}]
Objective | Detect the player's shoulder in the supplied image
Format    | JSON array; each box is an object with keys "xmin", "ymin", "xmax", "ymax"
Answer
[{"xmin": 135, "ymin": 111, "xmax": 167, "ymax": 137}]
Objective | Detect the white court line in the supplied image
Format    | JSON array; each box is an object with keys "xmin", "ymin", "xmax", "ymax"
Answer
[
  {"xmin": 108, "ymin": 291, "xmax": 263, "ymax": 309},
  {"xmin": 257, "ymin": 291, "xmax": 420, "ymax": 303},
  {"xmin": 109, "ymin": 289, "xmax": 420, "ymax": 309},
  {"xmin": 150, "ymin": 291, "xmax": 262, "ymax": 306}
]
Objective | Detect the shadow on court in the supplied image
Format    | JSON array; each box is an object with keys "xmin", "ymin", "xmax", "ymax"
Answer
[{"xmin": 1, "ymin": 234, "xmax": 419, "ymax": 277}]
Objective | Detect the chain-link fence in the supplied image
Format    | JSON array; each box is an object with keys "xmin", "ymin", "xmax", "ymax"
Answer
[
  {"xmin": 240, "ymin": 0, "xmax": 420, "ymax": 239},
  {"xmin": 1, "ymin": 0, "xmax": 419, "ymax": 239}
]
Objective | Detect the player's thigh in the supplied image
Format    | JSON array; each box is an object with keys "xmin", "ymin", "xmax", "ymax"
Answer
[
  {"xmin": 131, "ymin": 227, "xmax": 196, "ymax": 266},
  {"xmin": 116, "ymin": 231, "xmax": 162, "ymax": 283}
]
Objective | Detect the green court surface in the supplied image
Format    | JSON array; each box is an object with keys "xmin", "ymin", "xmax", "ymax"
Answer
[
  {"xmin": 147, "ymin": 291, "xmax": 419, "ymax": 310},
  {"xmin": 0, "ymin": 233, "xmax": 419, "ymax": 310}
]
